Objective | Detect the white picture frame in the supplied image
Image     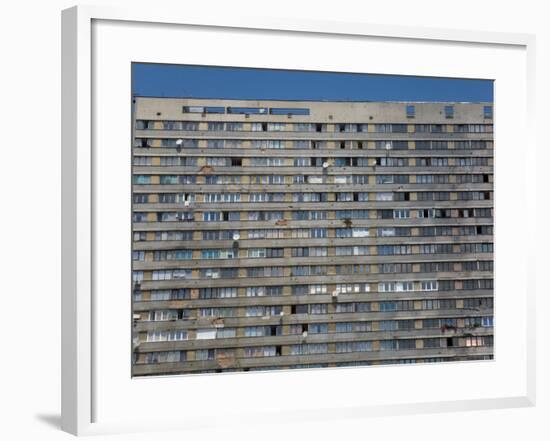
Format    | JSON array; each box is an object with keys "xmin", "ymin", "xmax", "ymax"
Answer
[{"xmin": 61, "ymin": 5, "xmax": 536, "ymax": 436}]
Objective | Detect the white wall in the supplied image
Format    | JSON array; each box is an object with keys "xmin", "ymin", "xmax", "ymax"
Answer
[{"xmin": 1, "ymin": 0, "xmax": 547, "ymax": 440}]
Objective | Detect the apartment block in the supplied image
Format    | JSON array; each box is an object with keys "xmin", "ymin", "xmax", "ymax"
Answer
[{"xmin": 131, "ymin": 97, "xmax": 494, "ymax": 376}]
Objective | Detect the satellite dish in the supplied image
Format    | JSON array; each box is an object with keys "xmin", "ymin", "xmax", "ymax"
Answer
[
  {"xmin": 175, "ymin": 139, "xmax": 183, "ymax": 145},
  {"xmin": 184, "ymin": 200, "xmax": 190, "ymax": 207},
  {"xmin": 322, "ymin": 162, "xmax": 329, "ymax": 168},
  {"xmin": 233, "ymin": 233, "xmax": 240, "ymax": 241}
]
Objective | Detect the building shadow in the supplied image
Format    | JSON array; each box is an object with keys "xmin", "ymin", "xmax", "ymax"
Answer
[{"xmin": 35, "ymin": 413, "xmax": 61, "ymax": 429}]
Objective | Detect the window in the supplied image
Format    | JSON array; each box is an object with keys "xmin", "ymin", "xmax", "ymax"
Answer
[
  {"xmin": 294, "ymin": 123, "xmax": 315, "ymax": 132},
  {"xmin": 393, "ymin": 209, "xmax": 410, "ymax": 219},
  {"xmin": 290, "ymin": 344, "xmax": 328, "ymax": 355},
  {"xmin": 406, "ymin": 105, "xmax": 415, "ymax": 118},
  {"xmin": 420, "ymin": 281, "xmax": 438, "ymax": 291},
  {"xmin": 376, "ymin": 192, "xmax": 393, "ymax": 202},
  {"xmin": 378, "ymin": 281, "xmax": 414, "ymax": 292},
  {"xmin": 251, "ymin": 157, "xmax": 285, "ymax": 166},
  {"xmin": 484, "ymin": 106, "xmax": 493, "ymax": 119},
  {"xmin": 444, "ymin": 105, "xmax": 454, "ymax": 118},
  {"xmin": 207, "ymin": 122, "xmax": 224, "ymax": 131},
  {"xmin": 154, "ymin": 250, "xmax": 192, "ymax": 261},
  {"xmin": 133, "ymin": 156, "xmax": 152, "ymax": 166},
  {"xmin": 336, "ymin": 283, "xmax": 366, "ymax": 293},
  {"xmin": 199, "ymin": 268, "xmax": 238, "ymax": 279},
  {"xmin": 244, "ymin": 346, "xmax": 278, "ymax": 358},
  {"xmin": 132, "ymin": 250, "xmax": 145, "ymax": 261},
  {"xmin": 144, "ymin": 351, "xmax": 185, "ymax": 364},
  {"xmin": 310, "ymin": 304, "xmax": 328, "ymax": 314},
  {"xmin": 133, "ymin": 175, "xmax": 151, "ymax": 185},
  {"xmin": 250, "ymin": 267, "xmax": 285, "ymax": 278},
  {"xmin": 195, "ymin": 349, "xmax": 216, "ymax": 361},
  {"xmin": 148, "ymin": 310, "xmax": 179, "ymax": 321},
  {"xmin": 196, "ymin": 329, "xmax": 217, "ymax": 340},
  {"xmin": 227, "ymin": 107, "xmax": 267, "ymax": 115},
  {"xmin": 147, "ymin": 330, "xmax": 188, "ymax": 342},
  {"xmin": 199, "ymin": 288, "xmax": 237, "ymax": 299},
  {"xmin": 379, "ymin": 340, "xmax": 398, "ymax": 351},
  {"xmin": 270, "ymin": 107, "xmax": 310, "ymax": 115},
  {"xmin": 309, "ymin": 284, "xmax": 328, "ymax": 294},
  {"xmin": 308, "ymin": 323, "xmax": 328, "ymax": 334}
]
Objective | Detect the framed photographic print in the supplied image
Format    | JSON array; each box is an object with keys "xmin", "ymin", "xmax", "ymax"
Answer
[{"xmin": 62, "ymin": 5, "xmax": 536, "ymax": 436}]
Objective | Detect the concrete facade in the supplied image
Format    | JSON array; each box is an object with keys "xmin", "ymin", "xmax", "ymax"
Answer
[{"xmin": 131, "ymin": 97, "xmax": 494, "ymax": 376}]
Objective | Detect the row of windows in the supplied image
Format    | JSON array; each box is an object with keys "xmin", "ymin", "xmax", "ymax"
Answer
[
  {"xmin": 133, "ymin": 190, "xmax": 492, "ymax": 205},
  {"xmin": 137, "ymin": 348, "xmax": 494, "ymax": 366},
  {"xmin": 145, "ymin": 316, "xmax": 493, "ymax": 343},
  {"xmin": 133, "ymin": 225, "xmax": 492, "ymax": 243},
  {"xmin": 142, "ymin": 297, "xmax": 493, "ymax": 322},
  {"xmin": 137, "ymin": 332, "xmax": 494, "ymax": 365},
  {"xmin": 135, "ymin": 269, "xmax": 492, "ymax": 301},
  {"xmin": 131, "ymin": 173, "xmax": 492, "ymax": 186},
  {"xmin": 134, "ymin": 138, "xmax": 494, "ymax": 151},
  {"xmin": 136, "ymin": 278, "xmax": 460, "ymax": 301},
  {"xmin": 135, "ymin": 120, "xmax": 493, "ymax": 133},
  {"xmin": 132, "ymin": 207, "xmax": 493, "ymax": 223},
  {"xmin": 135, "ymin": 253, "xmax": 493, "ymax": 278},
  {"xmin": 180, "ymin": 106, "xmax": 310, "ymax": 115},
  {"xmin": 136, "ymin": 257, "xmax": 493, "ymax": 284},
  {"xmin": 132, "ymin": 156, "xmax": 491, "ymax": 173},
  {"xmin": 375, "ymin": 243, "xmax": 493, "ymax": 255}
]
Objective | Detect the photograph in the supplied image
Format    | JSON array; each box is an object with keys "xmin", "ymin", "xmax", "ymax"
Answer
[
  {"xmin": 1, "ymin": 0, "xmax": 545, "ymax": 438},
  {"xmin": 130, "ymin": 63, "xmax": 494, "ymax": 377}
]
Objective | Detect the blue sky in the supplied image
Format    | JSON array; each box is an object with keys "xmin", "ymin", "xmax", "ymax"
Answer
[{"xmin": 132, "ymin": 63, "xmax": 493, "ymax": 103}]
